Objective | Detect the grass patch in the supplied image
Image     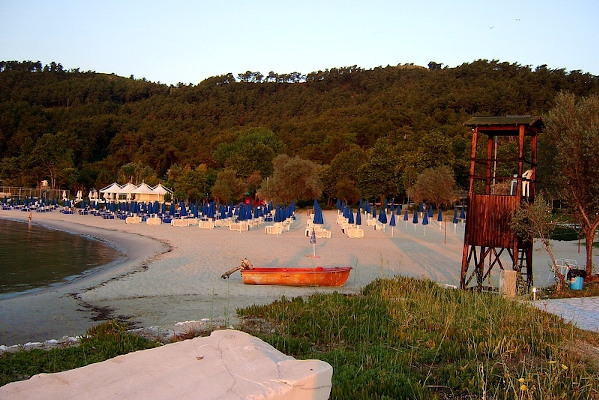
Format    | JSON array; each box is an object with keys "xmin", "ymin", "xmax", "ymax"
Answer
[
  {"xmin": 2, "ymin": 279, "xmax": 598, "ymax": 398},
  {"xmin": 237, "ymin": 277, "xmax": 599, "ymax": 399},
  {"xmin": 0, "ymin": 321, "xmax": 159, "ymax": 386}
]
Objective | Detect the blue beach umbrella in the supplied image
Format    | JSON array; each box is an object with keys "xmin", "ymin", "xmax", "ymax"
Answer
[
  {"xmin": 460, "ymin": 207, "xmax": 466, "ymax": 220},
  {"xmin": 389, "ymin": 210, "xmax": 396, "ymax": 237},
  {"xmin": 452, "ymin": 208, "xmax": 459, "ymax": 233},
  {"xmin": 372, "ymin": 205, "xmax": 377, "ymax": 218},
  {"xmin": 313, "ymin": 200, "xmax": 324, "ymax": 225},
  {"xmin": 418, "ymin": 202, "xmax": 424, "ymax": 213},
  {"xmin": 356, "ymin": 206, "xmax": 362, "ymax": 226},
  {"xmin": 348, "ymin": 208, "xmax": 354, "ymax": 224},
  {"xmin": 336, "ymin": 198, "xmax": 342, "ymax": 211},
  {"xmin": 422, "ymin": 211, "xmax": 429, "ymax": 235},
  {"xmin": 437, "ymin": 208, "xmax": 443, "ymax": 222},
  {"xmin": 428, "ymin": 204, "xmax": 434, "ymax": 218},
  {"xmin": 412, "ymin": 210, "xmax": 419, "ymax": 225},
  {"xmin": 378, "ymin": 205, "xmax": 387, "ymax": 224}
]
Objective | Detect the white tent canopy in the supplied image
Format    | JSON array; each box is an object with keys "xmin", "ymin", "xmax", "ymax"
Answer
[
  {"xmin": 100, "ymin": 183, "xmax": 122, "ymax": 201},
  {"xmin": 152, "ymin": 183, "xmax": 172, "ymax": 195},
  {"xmin": 98, "ymin": 182, "xmax": 173, "ymax": 203},
  {"xmin": 131, "ymin": 182, "xmax": 156, "ymax": 203},
  {"xmin": 118, "ymin": 182, "xmax": 138, "ymax": 201}
]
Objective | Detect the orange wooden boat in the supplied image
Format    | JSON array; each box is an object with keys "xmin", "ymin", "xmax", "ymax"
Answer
[{"xmin": 241, "ymin": 266, "xmax": 352, "ymax": 287}]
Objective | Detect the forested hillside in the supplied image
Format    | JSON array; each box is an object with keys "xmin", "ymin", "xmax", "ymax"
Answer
[{"xmin": 1, "ymin": 60, "xmax": 597, "ymax": 203}]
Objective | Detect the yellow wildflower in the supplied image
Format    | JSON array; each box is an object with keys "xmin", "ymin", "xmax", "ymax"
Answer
[
  {"xmin": 561, "ymin": 364, "xmax": 568, "ymax": 370},
  {"xmin": 518, "ymin": 377, "xmax": 525, "ymax": 383},
  {"xmin": 548, "ymin": 360, "xmax": 557, "ymax": 364},
  {"xmin": 520, "ymin": 384, "xmax": 528, "ymax": 391}
]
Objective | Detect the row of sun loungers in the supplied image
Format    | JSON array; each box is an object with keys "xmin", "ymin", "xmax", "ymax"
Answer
[{"xmin": 336, "ymin": 212, "xmax": 365, "ymax": 238}]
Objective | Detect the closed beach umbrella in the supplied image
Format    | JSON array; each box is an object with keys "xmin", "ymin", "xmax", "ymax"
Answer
[
  {"xmin": 453, "ymin": 208, "xmax": 459, "ymax": 224},
  {"xmin": 310, "ymin": 228, "xmax": 317, "ymax": 257},
  {"xmin": 348, "ymin": 208, "xmax": 354, "ymax": 224},
  {"xmin": 422, "ymin": 212, "xmax": 429, "ymax": 226},
  {"xmin": 412, "ymin": 210, "xmax": 419, "ymax": 225},
  {"xmin": 313, "ymin": 201, "xmax": 324, "ymax": 225},
  {"xmin": 378, "ymin": 205, "xmax": 387, "ymax": 224},
  {"xmin": 389, "ymin": 210, "xmax": 396, "ymax": 237},
  {"xmin": 356, "ymin": 206, "xmax": 362, "ymax": 226},
  {"xmin": 336, "ymin": 198, "xmax": 342, "ymax": 211},
  {"xmin": 372, "ymin": 205, "xmax": 377, "ymax": 218},
  {"xmin": 460, "ymin": 207, "xmax": 466, "ymax": 220},
  {"xmin": 428, "ymin": 204, "xmax": 434, "ymax": 218},
  {"xmin": 437, "ymin": 208, "xmax": 443, "ymax": 222}
]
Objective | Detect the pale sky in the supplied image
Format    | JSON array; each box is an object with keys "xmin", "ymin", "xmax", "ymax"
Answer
[{"xmin": 1, "ymin": 0, "xmax": 598, "ymax": 85}]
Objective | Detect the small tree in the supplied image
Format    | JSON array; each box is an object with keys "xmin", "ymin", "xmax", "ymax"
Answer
[
  {"xmin": 544, "ymin": 92, "xmax": 599, "ymax": 277},
  {"xmin": 406, "ymin": 165, "xmax": 457, "ymax": 208},
  {"xmin": 510, "ymin": 194, "xmax": 564, "ymax": 291},
  {"xmin": 258, "ymin": 154, "xmax": 322, "ymax": 204},
  {"xmin": 211, "ymin": 169, "xmax": 246, "ymax": 204}
]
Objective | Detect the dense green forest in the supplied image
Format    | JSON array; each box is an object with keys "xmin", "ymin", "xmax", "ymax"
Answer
[{"xmin": 1, "ymin": 59, "xmax": 598, "ymax": 204}]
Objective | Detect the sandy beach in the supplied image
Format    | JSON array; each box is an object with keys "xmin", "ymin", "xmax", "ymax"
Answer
[{"xmin": 0, "ymin": 207, "xmax": 588, "ymax": 346}]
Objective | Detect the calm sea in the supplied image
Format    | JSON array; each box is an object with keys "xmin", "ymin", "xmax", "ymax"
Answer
[{"xmin": 0, "ymin": 219, "xmax": 123, "ymax": 298}]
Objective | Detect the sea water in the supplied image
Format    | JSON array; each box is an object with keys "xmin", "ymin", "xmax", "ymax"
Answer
[{"xmin": 0, "ymin": 219, "xmax": 122, "ymax": 298}]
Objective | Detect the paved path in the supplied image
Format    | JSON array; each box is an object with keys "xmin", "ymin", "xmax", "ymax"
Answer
[{"xmin": 531, "ymin": 296, "xmax": 599, "ymax": 333}]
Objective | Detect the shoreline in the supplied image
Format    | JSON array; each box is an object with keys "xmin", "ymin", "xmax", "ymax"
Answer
[
  {"xmin": 0, "ymin": 211, "xmax": 170, "ymax": 346},
  {"xmin": 0, "ymin": 207, "xmax": 581, "ymax": 347}
]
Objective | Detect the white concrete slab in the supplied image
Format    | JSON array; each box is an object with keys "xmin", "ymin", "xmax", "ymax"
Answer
[{"xmin": 0, "ymin": 330, "xmax": 332, "ymax": 400}]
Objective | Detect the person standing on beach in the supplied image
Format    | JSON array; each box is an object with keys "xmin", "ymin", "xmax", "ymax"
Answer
[{"xmin": 28, "ymin": 211, "xmax": 32, "ymax": 223}]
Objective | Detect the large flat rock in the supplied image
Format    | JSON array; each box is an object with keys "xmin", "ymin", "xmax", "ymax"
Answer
[{"xmin": 0, "ymin": 330, "xmax": 333, "ymax": 399}]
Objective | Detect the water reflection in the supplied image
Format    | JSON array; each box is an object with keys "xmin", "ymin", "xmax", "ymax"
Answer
[{"xmin": 0, "ymin": 219, "xmax": 123, "ymax": 297}]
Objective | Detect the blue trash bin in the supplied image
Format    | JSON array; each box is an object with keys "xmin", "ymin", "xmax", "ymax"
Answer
[{"xmin": 571, "ymin": 276, "xmax": 584, "ymax": 290}]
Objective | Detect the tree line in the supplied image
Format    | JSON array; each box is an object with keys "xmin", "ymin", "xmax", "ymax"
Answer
[{"xmin": 1, "ymin": 59, "xmax": 598, "ymax": 206}]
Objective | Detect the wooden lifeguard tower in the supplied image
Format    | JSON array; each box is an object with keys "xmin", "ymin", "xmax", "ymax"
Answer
[{"xmin": 460, "ymin": 116, "xmax": 544, "ymax": 292}]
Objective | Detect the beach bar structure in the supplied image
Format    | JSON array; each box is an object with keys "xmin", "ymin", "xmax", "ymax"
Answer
[{"xmin": 460, "ymin": 116, "xmax": 543, "ymax": 292}]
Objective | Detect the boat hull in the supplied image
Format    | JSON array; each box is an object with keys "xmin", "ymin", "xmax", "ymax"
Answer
[{"xmin": 241, "ymin": 267, "xmax": 352, "ymax": 287}]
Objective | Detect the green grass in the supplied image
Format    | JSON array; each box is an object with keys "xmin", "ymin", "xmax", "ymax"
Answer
[
  {"xmin": 2, "ymin": 279, "xmax": 598, "ymax": 399},
  {"xmin": 0, "ymin": 321, "xmax": 159, "ymax": 386},
  {"xmin": 237, "ymin": 277, "xmax": 599, "ymax": 399}
]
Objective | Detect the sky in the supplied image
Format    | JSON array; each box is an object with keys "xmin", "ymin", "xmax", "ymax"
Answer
[{"xmin": 1, "ymin": 0, "xmax": 598, "ymax": 85}]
